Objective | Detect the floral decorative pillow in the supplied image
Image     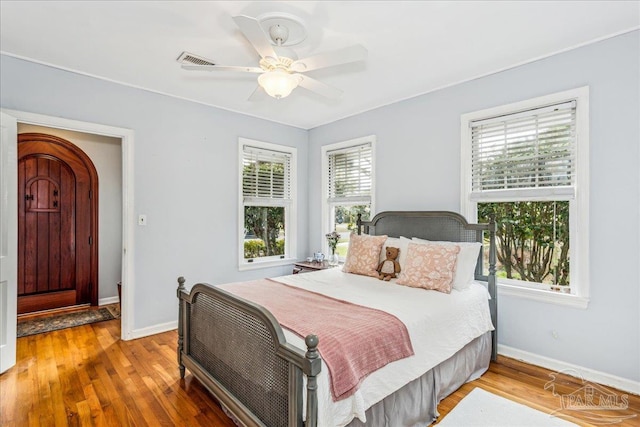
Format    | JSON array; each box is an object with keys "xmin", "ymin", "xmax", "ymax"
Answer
[
  {"xmin": 396, "ymin": 243, "xmax": 460, "ymax": 293},
  {"xmin": 342, "ymin": 233, "xmax": 388, "ymax": 277},
  {"xmin": 412, "ymin": 238, "xmax": 482, "ymax": 290}
]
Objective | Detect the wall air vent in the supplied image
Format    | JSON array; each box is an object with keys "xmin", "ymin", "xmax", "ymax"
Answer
[{"xmin": 176, "ymin": 51, "xmax": 216, "ymax": 66}]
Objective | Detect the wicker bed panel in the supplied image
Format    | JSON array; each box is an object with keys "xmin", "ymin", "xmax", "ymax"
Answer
[
  {"xmin": 190, "ymin": 291, "xmax": 289, "ymax": 427},
  {"xmin": 366, "ymin": 213, "xmax": 480, "ymax": 243}
]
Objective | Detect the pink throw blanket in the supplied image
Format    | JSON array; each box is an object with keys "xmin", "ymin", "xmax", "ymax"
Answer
[{"xmin": 218, "ymin": 279, "xmax": 414, "ymax": 401}]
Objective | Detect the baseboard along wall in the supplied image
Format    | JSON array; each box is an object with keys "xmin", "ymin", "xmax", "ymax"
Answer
[
  {"xmin": 98, "ymin": 296, "xmax": 120, "ymax": 306},
  {"xmin": 499, "ymin": 344, "xmax": 640, "ymax": 395},
  {"xmin": 130, "ymin": 320, "xmax": 178, "ymax": 340}
]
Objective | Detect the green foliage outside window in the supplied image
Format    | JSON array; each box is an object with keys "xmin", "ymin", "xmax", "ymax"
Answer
[
  {"xmin": 333, "ymin": 205, "xmax": 371, "ymax": 257},
  {"xmin": 478, "ymin": 201, "xmax": 570, "ymax": 287},
  {"xmin": 244, "ymin": 206, "xmax": 285, "ymax": 259},
  {"xmin": 335, "ymin": 205, "xmax": 371, "ymax": 231},
  {"xmin": 243, "ymin": 236, "xmax": 285, "ymax": 259},
  {"xmin": 243, "ymin": 156, "xmax": 287, "ymax": 260}
]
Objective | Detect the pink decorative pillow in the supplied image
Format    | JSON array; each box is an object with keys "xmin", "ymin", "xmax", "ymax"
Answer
[
  {"xmin": 342, "ymin": 234, "xmax": 388, "ymax": 277},
  {"xmin": 411, "ymin": 238, "xmax": 482, "ymax": 290},
  {"xmin": 396, "ymin": 243, "xmax": 460, "ymax": 293}
]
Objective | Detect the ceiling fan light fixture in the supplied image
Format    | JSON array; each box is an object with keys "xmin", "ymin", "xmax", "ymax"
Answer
[
  {"xmin": 181, "ymin": 14, "xmax": 367, "ymax": 101},
  {"xmin": 258, "ymin": 69, "xmax": 299, "ymax": 99}
]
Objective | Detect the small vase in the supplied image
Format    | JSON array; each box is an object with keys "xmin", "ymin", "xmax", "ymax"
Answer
[{"xmin": 328, "ymin": 250, "xmax": 340, "ymax": 266}]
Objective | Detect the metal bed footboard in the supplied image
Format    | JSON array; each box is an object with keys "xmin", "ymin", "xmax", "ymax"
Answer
[{"xmin": 177, "ymin": 277, "xmax": 321, "ymax": 427}]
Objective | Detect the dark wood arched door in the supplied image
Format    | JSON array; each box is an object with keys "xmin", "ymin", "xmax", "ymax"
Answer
[{"xmin": 17, "ymin": 133, "xmax": 98, "ymax": 314}]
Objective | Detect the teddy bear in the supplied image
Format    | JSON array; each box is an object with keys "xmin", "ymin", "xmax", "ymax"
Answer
[{"xmin": 377, "ymin": 247, "xmax": 401, "ymax": 281}]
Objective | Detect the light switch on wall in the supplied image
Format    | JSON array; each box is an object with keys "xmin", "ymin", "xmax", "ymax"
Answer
[{"xmin": 138, "ymin": 214, "xmax": 147, "ymax": 226}]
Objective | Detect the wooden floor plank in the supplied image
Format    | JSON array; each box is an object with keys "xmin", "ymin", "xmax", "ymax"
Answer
[
  {"xmin": 75, "ymin": 400, "xmax": 94, "ymax": 426},
  {"xmin": 2, "ymin": 317, "xmax": 638, "ymax": 426},
  {"xmin": 50, "ymin": 380, "xmax": 71, "ymax": 426},
  {"xmin": 82, "ymin": 383, "xmax": 108, "ymax": 426}
]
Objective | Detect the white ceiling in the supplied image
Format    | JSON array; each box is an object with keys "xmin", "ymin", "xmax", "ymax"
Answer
[{"xmin": 1, "ymin": 1, "xmax": 638, "ymax": 130}]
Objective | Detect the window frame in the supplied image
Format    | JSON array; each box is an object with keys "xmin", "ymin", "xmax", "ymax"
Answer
[
  {"xmin": 321, "ymin": 135, "xmax": 376, "ymax": 259},
  {"xmin": 461, "ymin": 87, "xmax": 589, "ymax": 308},
  {"xmin": 238, "ymin": 137, "xmax": 297, "ymax": 271}
]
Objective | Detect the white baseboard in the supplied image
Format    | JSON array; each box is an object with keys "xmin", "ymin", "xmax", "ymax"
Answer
[
  {"xmin": 130, "ymin": 320, "xmax": 178, "ymax": 340},
  {"xmin": 499, "ymin": 344, "xmax": 640, "ymax": 395},
  {"xmin": 98, "ymin": 296, "xmax": 120, "ymax": 306}
]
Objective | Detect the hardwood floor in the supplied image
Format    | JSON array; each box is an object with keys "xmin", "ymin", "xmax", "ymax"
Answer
[
  {"xmin": 1, "ymin": 318, "xmax": 638, "ymax": 426},
  {"xmin": 435, "ymin": 358, "xmax": 639, "ymax": 427},
  {"xmin": 1, "ymin": 318, "xmax": 236, "ymax": 427}
]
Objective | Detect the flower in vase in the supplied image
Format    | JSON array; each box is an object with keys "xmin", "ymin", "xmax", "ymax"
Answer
[{"xmin": 325, "ymin": 230, "xmax": 341, "ymax": 254}]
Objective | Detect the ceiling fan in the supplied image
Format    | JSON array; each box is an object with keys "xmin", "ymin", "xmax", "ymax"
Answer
[{"xmin": 177, "ymin": 14, "xmax": 367, "ymax": 100}]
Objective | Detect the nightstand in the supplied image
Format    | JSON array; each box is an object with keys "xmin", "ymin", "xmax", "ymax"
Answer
[{"xmin": 292, "ymin": 261, "xmax": 336, "ymax": 274}]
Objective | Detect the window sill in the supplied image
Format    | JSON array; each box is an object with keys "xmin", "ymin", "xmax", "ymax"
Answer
[
  {"xmin": 238, "ymin": 257, "xmax": 297, "ymax": 272},
  {"xmin": 498, "ymin": 283, "xmax": 589, "ymax": 309}
]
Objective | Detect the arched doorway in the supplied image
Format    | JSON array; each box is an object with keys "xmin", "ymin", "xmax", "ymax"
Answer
[{"xmin": 17, "ymin": 133, "xmax": 98, "ymax": 314}]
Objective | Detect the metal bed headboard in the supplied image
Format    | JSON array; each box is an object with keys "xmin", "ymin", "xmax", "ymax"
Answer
[{"xmin": 357, "ymin": 211, "xmax": 498, "ymax": 360}]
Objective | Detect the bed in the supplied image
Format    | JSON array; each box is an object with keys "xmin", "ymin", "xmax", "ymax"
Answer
[{"xmin": 176, "ymin": 211, "xmax": 497, "ymax": 427}]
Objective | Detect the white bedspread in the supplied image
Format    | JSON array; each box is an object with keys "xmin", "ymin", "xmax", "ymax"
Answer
[{"xmin": 274, "ymin": 268, "xmax": 494, "ymax": 427}]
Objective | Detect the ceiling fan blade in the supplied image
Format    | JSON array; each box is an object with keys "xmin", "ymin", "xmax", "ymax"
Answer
[
  {"xmin": 233, "ymin": 15, "xmax": 278, "ymax": 60},
  {"xmin": 247, "ymin": 85, "xmax": 269, "ymax": 102},
  {"xmin": 181, "ymin": 64, "xmax": 264, "ymax": 73},
  {"xmin": 295, "ymin": 74, "xmax": 343, "ymax": 99},
  {"xmin": 291, "ymin": 44, "xmax": 367, "ymax": 72}
]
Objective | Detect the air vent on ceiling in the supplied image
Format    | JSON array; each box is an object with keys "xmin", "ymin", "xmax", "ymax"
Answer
[{"xmin": 177, "ymin": 51, "xmax": 216, "ymax": 66}]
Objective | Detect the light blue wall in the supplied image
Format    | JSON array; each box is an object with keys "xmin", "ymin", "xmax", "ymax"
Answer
[
  {"xmin": 0, "ymin": 55, "xmax": 309, "ymax": 330},
  {"xmin": 308, "ymin": 31, "xmax": 640, "ymax": 382}
]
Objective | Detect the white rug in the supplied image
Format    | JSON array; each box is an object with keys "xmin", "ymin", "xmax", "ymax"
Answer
[{"xmin": 436, "ymin": 388, "xmax": 578, "ymax": 427}]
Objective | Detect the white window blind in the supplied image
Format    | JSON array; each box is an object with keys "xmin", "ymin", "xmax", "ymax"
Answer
[
  {"xmin": 327, "ymin": 143, "xmax": 372, "ymax": 204},
  {"xmin": 471, "ymin": 101, "xmax": 576, "ymax": 201},
  {"xmin": 242, "ymin": 145, "xmax": 291, "ymax": 204}
]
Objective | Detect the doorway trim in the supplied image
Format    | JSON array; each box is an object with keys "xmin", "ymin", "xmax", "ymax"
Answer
[{"xmin": 2, "ymin": 109, "xmax": 135, "ymax": 340}]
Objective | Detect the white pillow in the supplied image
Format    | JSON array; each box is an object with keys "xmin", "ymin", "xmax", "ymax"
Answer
[
  {"xmin": 379, "ymin": 236, "xmax": 410, "ymax": 272},
  {"xmin": 411, "ymin": 237, "xmax": 482, "ymax": 290}
]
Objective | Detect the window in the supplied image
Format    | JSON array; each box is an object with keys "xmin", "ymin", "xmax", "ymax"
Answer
[
  {"xmin": 461, "ymin": 87, "xmax": 589, "ymax": 308},
  {"xmin": 239, "ymin": 138, "xmax": 296, "ymax": 269},
  {"xmin": 322, "ymin": 136, "xmax": 375, "ymax": 258}
]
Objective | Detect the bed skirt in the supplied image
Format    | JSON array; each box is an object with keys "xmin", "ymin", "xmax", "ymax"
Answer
[{"xmin": 346, "ymin": 331, "xmax": 491, "ymax": 427}]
